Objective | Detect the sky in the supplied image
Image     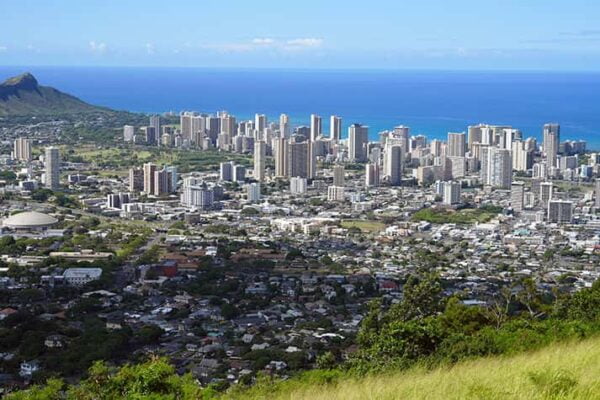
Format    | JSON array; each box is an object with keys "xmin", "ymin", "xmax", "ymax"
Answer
[{"xmin": 1, "ymin": 0, "xmax": 600, "ymax": 70}]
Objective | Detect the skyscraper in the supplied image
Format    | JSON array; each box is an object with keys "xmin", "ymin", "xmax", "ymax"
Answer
[
  {"xmin": 253, "ymin": 141, "xmax": 266, "ymax": 182},
  {"xmin": 123, "ymin": 125, "xmax": 135, "ymax": 142},
  {"xmin": 481, "ymin": 146, "xmax": 512, "ymax": 189},
  {"xmin": 279, "ymin": 114, "xmax": 290, "ymax": 137},
  {"xmin": 310, "ymin": 114, "xmax": 322, "ymax": 142},
  {"xmin": 393, "ymin": 126, "xmax": 410, "ymax": 155},
  {"xmin": 384, "ymin": 144, "xmax": 403, "ymax": 186},
  {"xmin": 254, "ymin": 114, "xmax": 266, "ymax": 138},
  {"xmin": 220, "ymin": 161, "xmax": 234, "ymax": 181},
  {"xmin": 246, "ymin": 182, "xmax": 261, "ymax": 202},
  {"xmin": 143, "ymin": 163, "xmax": 157, "ymax": 195},
  {"xmin": 543, "ymin": 123, "xmax": 560, "ymax": 168},
  {"xmin": 365, "ymin": 163, "xmax": 380, "ymax": 187},
  {"xmin": 547, "ymin": 200, "xmax": 572, "ymax": 223},
  {"xmin": 511, "ymin": 181, "xmax": 525, "ymax": 212},
  {"xmin": 290, "ymin": 177, "xmax": 308, "ymax": 194},
  {"xmin": 447, "ymin": 132, "xmax": 466, "ymax": 157},
  {"xmin": 467, "ymin": 125, "xmax": 483, "ymax": 150},
  {"xmin": 330, "ymin": 115, "xmax": 342, "ymax": 141},
  {"xmin": 307, "ymin": 141, "xmax": 317, "ymax": 179},
  {"xmin": 45, "ymin": 147, "xmax": 60, "ymax": 190},
  {"xmin": 348, "ymin": 123, "xmax": 369, "ymax": 162},
  {"xmin": 540, "ymin": 182, "xmax": 554, "ymax": 208},
  {"xmin": 333, "ymin": 165, "xmax": 345, "ymax": 186},
  {"xmin": 288, "ymin": 141, "xmax": 309, "ymax": 179},
  {"xmin": 595, "ymin": 178, "xmax": 600, "ymax": 208},
  {"xmin": 149, "ymin": 115, "xmax": 161, "ymax": 140},
  {"xmin": 13, "ymin": 138, "xmax": 32, "ymax": 161},
  {"xmin": 443, "ymin": 181, "xmax": 461, "ymax": 205},
  {"xmin": 274, "ymin": 137, "xmax": 288, "ymax": 177},
  {"xmin": 129, "ymin": 168, "xmax": 144, "ymax": 192}
]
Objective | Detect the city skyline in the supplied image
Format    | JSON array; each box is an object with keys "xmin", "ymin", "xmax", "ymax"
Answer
[{"xmin": 2, "ymin": 1, "xmax": 600, "ymax": 70}]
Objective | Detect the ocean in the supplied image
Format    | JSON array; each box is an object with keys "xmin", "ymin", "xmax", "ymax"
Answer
[{"xmin": 1, "ymin": 66, "xmax": 600, "ymax": 149}]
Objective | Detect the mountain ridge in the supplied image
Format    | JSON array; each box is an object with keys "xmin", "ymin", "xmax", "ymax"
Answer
[{"xmin": 0, "ymin": 72, "xmax": 110, "ymax": 116}]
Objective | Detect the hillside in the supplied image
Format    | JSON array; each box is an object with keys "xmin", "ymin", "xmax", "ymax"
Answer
[
  {"xmin": 0, "ymin": 72, "xmax": 109, "ymax": 116},
  {"xmin": 228, "ymin": 337, "xmax": 600, "ymax": 400}
]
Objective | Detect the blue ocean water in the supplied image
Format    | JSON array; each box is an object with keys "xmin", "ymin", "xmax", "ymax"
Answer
[{"xmin": 1, "ymin": 66, "xmax": 600, "ymax": 149}]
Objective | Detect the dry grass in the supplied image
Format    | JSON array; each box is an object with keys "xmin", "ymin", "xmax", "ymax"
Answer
[{"xmin": 238, "ymin": 337, "xmax": 600, "ymax": 400}]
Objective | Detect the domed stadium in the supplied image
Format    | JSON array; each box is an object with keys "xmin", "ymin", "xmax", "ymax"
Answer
[{"xmin": 2, "ymin": 211, "xmax": 58, "ymax": 230}]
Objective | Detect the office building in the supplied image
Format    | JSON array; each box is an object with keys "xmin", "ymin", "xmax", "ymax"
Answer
[
  {"xmin": 45, "ymin": 147, "xmax": 60, "ymax": 190},
  {"xmin": 153, "ymin": 167, "xmax": 172, "ymax": 196},
  {"xmin": 143, "ymin": 163, "xmax": 157, "ymax": 195},
  {"xmin": 181, "ymin": 177, "xmax": 215, "ymax": 210},
  {"xmin": 348, "ymin": 123, "xmax": 369, "ymax": 162},
  {"xmin": 365, "ymin": 163, "xmax": 380, "ymax": 187},
  {"xmin": 129, "ymin": 168, "xmax": 144, "ymax": 192},
  {"xmin": 384, "ymin": 144, "xmax": 403, "ymax": 186},
  {"xmin": 547, "ymin": 200, "xmax": 573, "ymax": 223},
  {"xmin": 540, "ymin": 182, "xmax": 553, "ymax": 208},
  {"xmin": 233, "ymin": 165, "xmax": 246, "ymax": 182},
  {"xmin": 288, "ymin": 141, "xmax": 309, "ymax": 179},
  {"xmin": 330, "ymin": 115, "xmax": 342, "ymax": 141},
  {"xmin": 220, "ymin": 162, "xmax": 234, "ymax": 181},
  {"xmin": 141, "ymin": 126, "xmax": 156, "ymax": 145},
  {"xmin": 107, "ymin": 192, "xmax": 131, "ymax": 209}
]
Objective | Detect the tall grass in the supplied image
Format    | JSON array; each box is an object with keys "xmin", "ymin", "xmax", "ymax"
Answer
[{"xmin": 228, "ymin": 337, "xmax": 600, "ymax": 400}]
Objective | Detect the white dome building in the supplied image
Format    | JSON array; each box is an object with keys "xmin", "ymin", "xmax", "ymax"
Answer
[{"xmin": 2, "ymin": 211, "xmax": 58, "ymax": 231}]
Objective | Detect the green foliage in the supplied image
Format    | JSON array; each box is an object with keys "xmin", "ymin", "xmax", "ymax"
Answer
[{"xmin": 412, "ymin": 208, "xmax": 496, "ymax": 224}]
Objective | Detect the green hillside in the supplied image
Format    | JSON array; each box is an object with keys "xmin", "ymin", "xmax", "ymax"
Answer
[
  {"xmin": 0, "ymin": 72, "xmax": 109, "ymax": 116},
  {"xmin": 228, "ymin": 337, "xmax": 600, "ymax": 400}
]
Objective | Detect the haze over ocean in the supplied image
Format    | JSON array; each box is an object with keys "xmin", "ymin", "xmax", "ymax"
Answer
[{"xmin": 2, "ymin": 66, "xmax": 600, "ymax": 149}]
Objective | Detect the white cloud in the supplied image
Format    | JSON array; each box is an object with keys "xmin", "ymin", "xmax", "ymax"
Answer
[
  {"xmin": 285, "ymin": 38, "xmax": 323, "ymax": 48},
  {"xmin": 252, "ymin": 38, "xmax": 275, "ymax": 45},
  {"xmin": 0, "ymin": 46, "xmax": 7, "ymax": 52},
  {"xmin": 145, "ymin": 43, "xmax": 155, "ymax": 55},
  {"xmin": 89, "ymin": 41, "xmax": 107, "ymax": 54}
]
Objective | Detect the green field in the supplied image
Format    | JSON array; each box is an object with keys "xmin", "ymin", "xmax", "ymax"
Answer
[
  {"xmin": 341, "ymin": 219, "xmax": 386, "ymax": 232},
  {"xmin": 412, "ymin": 207, "xmax": 498, "ymax": 224},
  {"xmin": 226, "ymin": 337, "xmax": 600, "ymax": 400}
]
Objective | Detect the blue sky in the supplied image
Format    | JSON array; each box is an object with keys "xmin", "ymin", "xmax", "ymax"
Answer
[{"xmin": 1, "ymin": 0, "xmax": 600, "ymax": 70}]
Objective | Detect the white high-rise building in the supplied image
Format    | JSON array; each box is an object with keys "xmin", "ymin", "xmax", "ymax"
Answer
[
  {"xmin": 123, "ymin": 125, "xmax": 135, "ymax": 142},
  {"xmin": 290, "ymin": 177, "xmax": 308, "ymax": 194},
  {"xmin": 310, "ymin": 114, "xmax": 322, "ymax": 142},
  {"xmin": 274, "ymin": 137, "xmax": 288, "ymax": 177},
  {"xmin": 253, "ymin": 141, "xmax": 266, "ymax": 182},
  {"xmin": 447, "ymin": 132, "xmax": 466, "ymax": 157},
  {"xmin": 467, "ymin": 125, "xmax": 483, "ymax": 150},
  {"xmin": 384, "ymin": 144, "xmax": 403, "ymax": 186},
  {"xmin": 595, "ymin": 178, "xmax": 600, "ymax": 208},
  {"xmin": 481, "ymin": 146, "xmax": 512, "ymax": 189},
  {"xmin": 45, "ymin": 147, "xmax": 60, "ymax": 190},
  {"xmin": 254, "ymin": 114, "xmax": 267, "ymax": 139},
  {"xmin": 327, "ymin": 186, "xmax": 345, "ymax": 201},
  {"xmin": 330, "ymin": 116, "xmax": 342, "ymax": 141},
  {"xmin": 279, "ymin": 114, "xmax": 290, "ymax": 137},
  {"xmin": 246, "ymin": 182, "xmax": 261, "ymax": 202},
  {"xmin": 512, "ymin": 140, "xmax": 532, "ymax": 172},
  {"xmin": 543, "ymin": 123, "xmax": 560, "ymax": 168},
  {"xmin": 149, "ymin": 115, "xmax": 161, "ymax": 142},
  {"xmin": 442, "ymin": 181, "xmax": 461, "ymax": 205},
  {"xmin": 13, "ymin": 138, "xmax": 32, "ymax": 161},
  {"xmin": 348, "ymin": 124, "xmax": 368, "ymax": 162},
  {"xmin": 511, "ymin": 181, "xmax": 525, "ymax": 212},
  {"xmin": 393, "ymin": 126, "xmax": 410, "ymax": 155}
]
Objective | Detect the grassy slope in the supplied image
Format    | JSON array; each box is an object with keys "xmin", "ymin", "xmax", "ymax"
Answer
[{"xmin": 228, "ymin": 337, "xmax": 600, "ymax": 400}]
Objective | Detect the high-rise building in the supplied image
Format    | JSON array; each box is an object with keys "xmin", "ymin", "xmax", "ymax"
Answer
[
  {"xmin": 327, "ymin": 186, "xmax": 345, "ymax": 201},
  {"xmin": 221, "ymin": 114, "xmax": 236, "ymax": 137},
  {"xmin": 45, "ymin": 147, "xmax": 60, "ymax": 190},
  {"xmin": 365, "ymin": 163, "xmax": 380, "ymax": 187},
  {"xmin": 129, "ymin": 168, "xmax": 144, "ymax": 192},
  {"xmin": 512, "ymin": 140, "xmax": 533, "ymax": 172},
  {"xmin": 253, "ymin": 141, "xmax": 266, "ymax": 182},
  {"xmin": 107, "ymin": 192, "xmax": 131, "ymax": 209},
  {"xmin": 279, "ymin": 114, "xmax": 290, "ymax": 137},
  {"xmin": 233, "ymin": 165, "xmax": 246, "ymax": 182},
  {"xmin": 330, "ymin": 116, "xmax": 342, "ymax": 141},
  {"xmin": 384, "ymin": 144, "xmax": 403, "ymax": 186},
  {"xmin": 153, "ymin": 167, "xmax": 172, "ymax": 196},
  {"xmin": 254, "ymin": 114, "xmax": 267, "ymax": 138},
  {"xmin": 310, "ymin": 114, "xmax": 322, "ymax": 142},
  {"xmin": 481, "ymin": 146, "xmax": 512, "ymax": 189},
  {"xmin": 595, "ymin": 178, "xmax": 600, "ymax": 208},
  {"xmin": 13, "ymin": 138, "xmax": 32, "ymax": 161},
  {"xmin": 467, "ymin": 125, "xmax": 483, "ymax": 150},
  {"xmin": 442, "ymin": 181, "xmax": 461, "ymax": 205},
  {"xmin": 543, "ymin": 123, "xmax": 560, "ymax": 168},
  {"xmin": 547, "ymin": 200, "xmax": 572, "ymax": 223},
  {"xmin": 246, "ymin": 182, "xmax": 261, "ymax": 202},
  {"xmin": 348, "ymin": 123, "xmax": 369, "ymax": 162},
  {"xmin": 307, "ymin": 141, "xmax": 317, "ymax": 179},
  {"xmin": 447, "ymin": 132, "xmax": 466, "ymax": 157},
  {"xmin": 333, "ymin": 165, "xmax": 345, "ymax": 186},
  {"xmin": 143, "ymin": 163, "xmax": 157, "ymax": 195},
  {"xmin": 540, "ymin": 182, "xmax": 554, "ymax": 208},
  {"xmin": 206, "ymin": 116, "xmax": 220, "ymax": 142},
  {"xmin": 290, "ymin": 177, "xmax": 308, "ymax": 194},
  {"xmin": 511, "ymin": 181, "xmax": 525, "ymax": 212},
  {"xmin": 181, "ymin": 177, "xmax": 215, "ymax": 209},
  {"xmin": 274, "ymin": 137, "xmax": 288, "ymax": 177},
  {"xmin": 392, "ymin": 126, "xmax": 410, "ymax": 155},
  {"xmin": 288, "ymin": 141, "xmax": 309, "ymax": 179},
  {"xmin": 220, "ymin": 162, "xmax": 234, "ymax": 182},
  {"xmin": 123, "ymin": 125, "xmax": 135, "ymax": 142},
  {"xmin": 149, "ymin": 115, "xmax": 161, "ymax": 140},
  {"xmin": 141, "ymin": 126, "xmax": 157, "ymax": 145}
]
